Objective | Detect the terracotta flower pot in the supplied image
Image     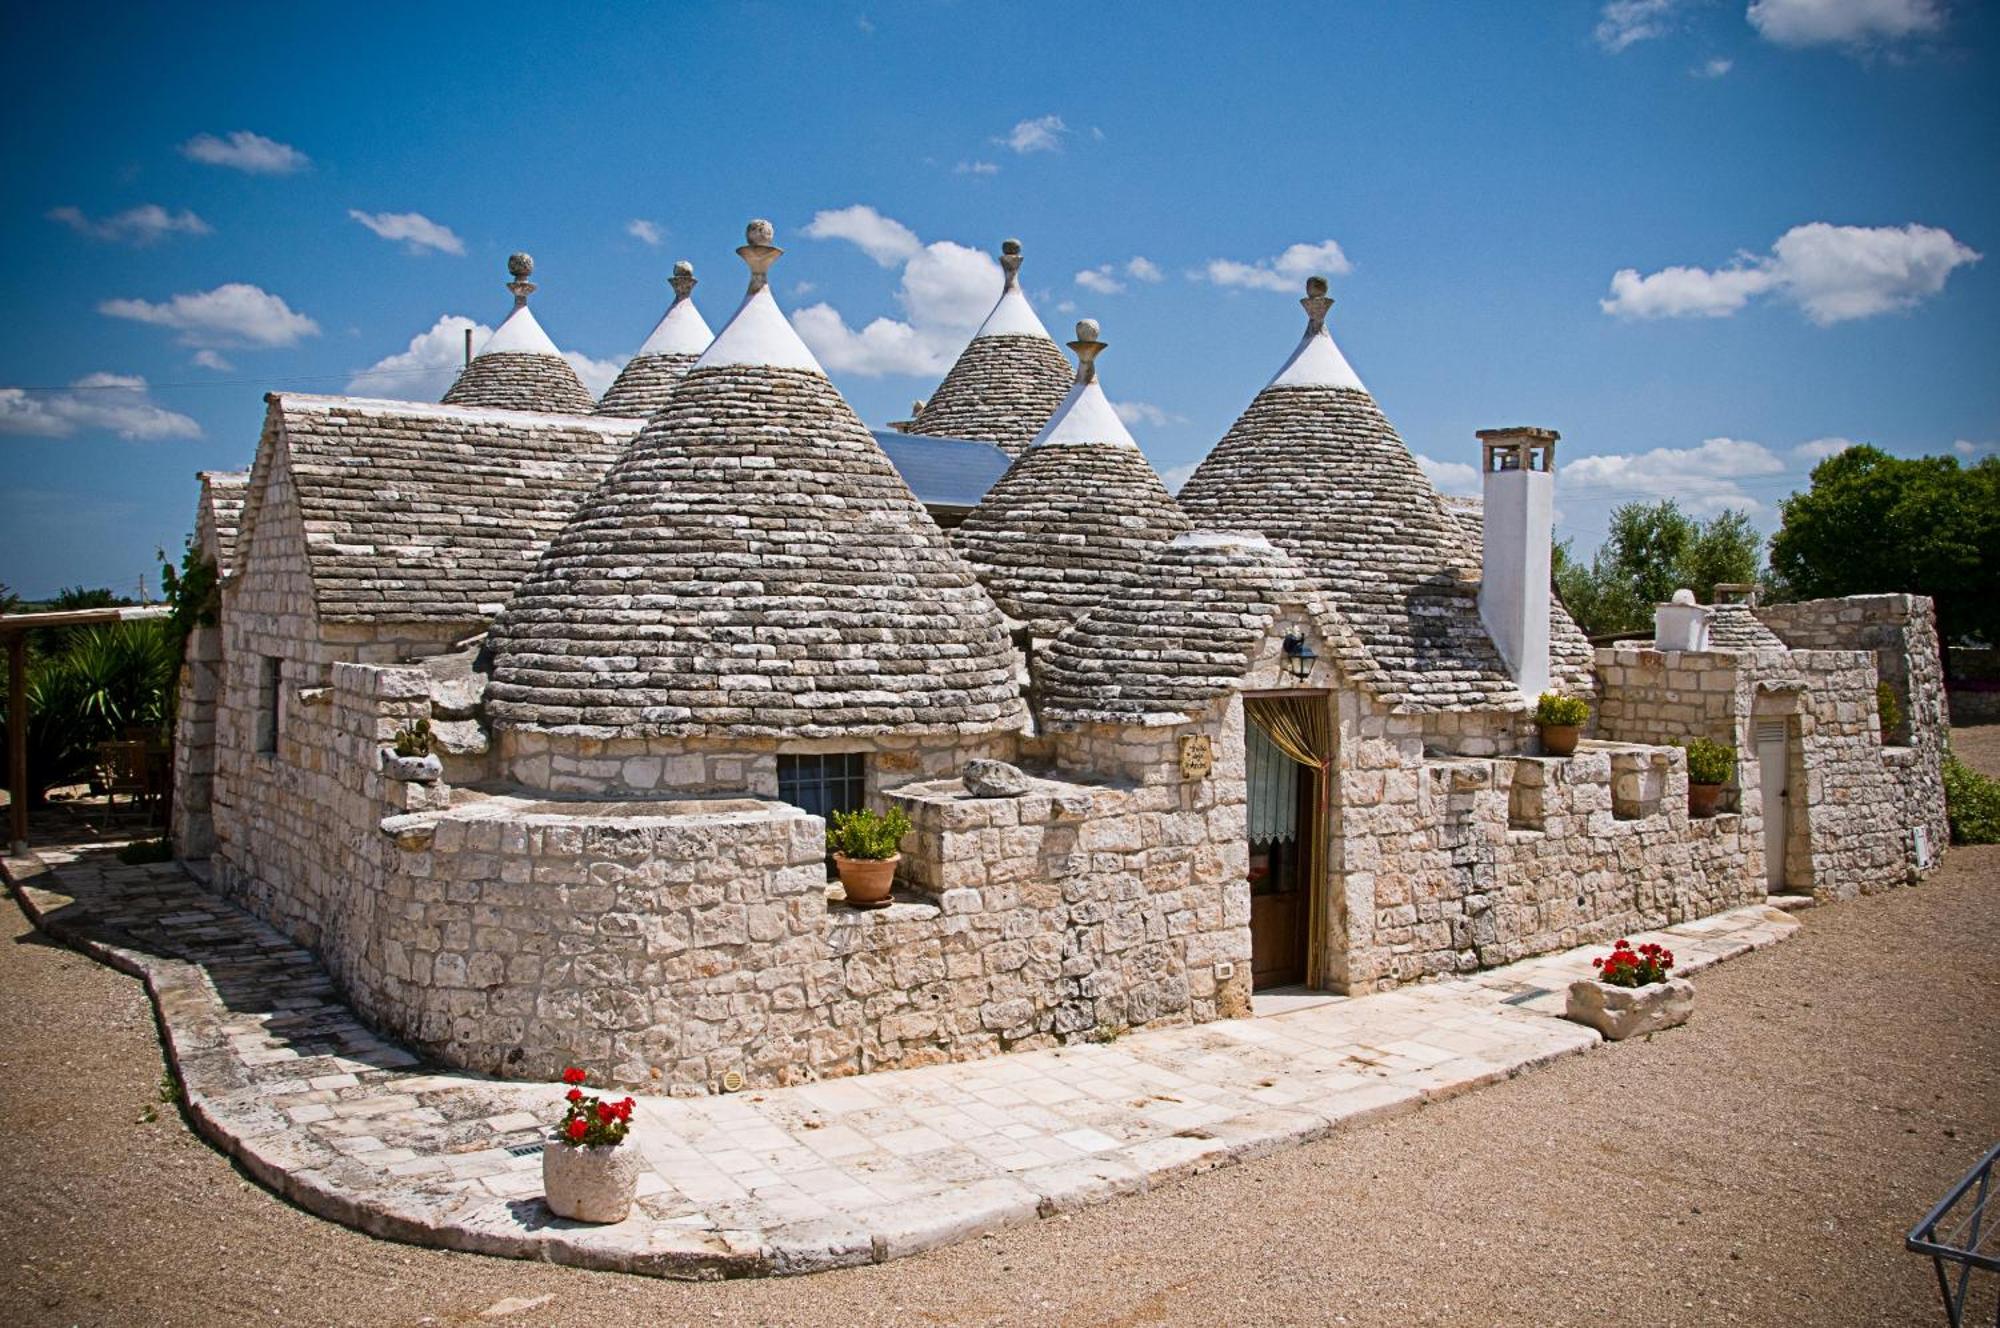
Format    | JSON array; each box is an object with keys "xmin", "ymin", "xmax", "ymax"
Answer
[
  {"xmin": 1565, "ymin": 976, "xmax": 1694, "ymax": 1040},
  {"xmin": 1538, "ymin": 724, "xmax": 1580, "ymax": 757},
  {"xmin": 833, "ymin": 852, "xmax": 899, "ymax": 909},
  {"xmin": 542, "ymin": 1141, "xmax": 640, "ymax": 1223},
  {"xmin": 1688, "ymin": 782, "xmax": 1723, "ymax": 818}
]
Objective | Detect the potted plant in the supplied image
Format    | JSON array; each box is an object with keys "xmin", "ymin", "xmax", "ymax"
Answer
[
  {"xmin": 1533, "ymin": 691, "xmax": 1589, "ymax": 757},
  {"xmin": 1564, "ymin": 938, "xmax": 1693, "ymax": 1040},
  {"xmin": 826, "ymin": 805, "xmax": 912, "ymax": 909},
  {"xmin": 1682, "ymin": 736, "xmax": 1735, "ymax": 818},
  {"xmin": 542, "ymin": 1066, "xmax": 640, "ymax": 1223},
  {"xmin": 381, "ymin": 717, "xmax": 441, "ymax": 783}
]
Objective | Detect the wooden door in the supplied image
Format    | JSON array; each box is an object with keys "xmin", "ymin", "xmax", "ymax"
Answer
[
  {"xmin": 1757, "ymin": 720, "xmax": 1789, "ymax": 891},
  {"xmin": 1247, "ymin": 724, "xmax": 1311, "ymax": 989}
]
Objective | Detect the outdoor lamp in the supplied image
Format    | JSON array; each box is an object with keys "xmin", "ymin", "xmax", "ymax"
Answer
[{"xmin": 1281, "ymin": 629, "xmax": 1317, "ymax": 681}]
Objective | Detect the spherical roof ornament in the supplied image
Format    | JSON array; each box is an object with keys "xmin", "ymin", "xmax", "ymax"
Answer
[
  {"xmin": 1067, "ymin": 318, "xmax": 1106, "ymax": 385},
  {"xmin": 506, "ymin": 252, "xmax": 537, "ymax": 308},
  {"xmin": 737, "ymin": 219, "xmax": 783, "ymax": 294},
  {"xmin": 669, "ymin": 260, "xmax": 697, "ymax": 302},
  {"xmin": 1000, "ymin": 238, "xmax": 1025, "ymax": 290},
  {"xmin": 1301, "ymin": 275, "xmax": 1334, "ymax": 336}
]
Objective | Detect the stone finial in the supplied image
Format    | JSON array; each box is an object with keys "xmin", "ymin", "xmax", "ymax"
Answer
[
  {"xmin": 507, "ymin": 252, "xmax": 537, "ymax": 307},
  {"xmin": 1067, "ymin": 319, "xmax": 1105, "ymax": 385},
  {"xmin": 1000, "ymin": 238, "xmax": 1024, "ymax": 290},
  {"xmin": 737, "ymin": 220, "xmax": 783, "ymax": 294},
  {"xmin": 1301, "ymin": 276, "xmax": 1333, "ymax": 335},
  {"xmin": 669, "ymin": 260, "xmax": 697, "ymax": 302}
]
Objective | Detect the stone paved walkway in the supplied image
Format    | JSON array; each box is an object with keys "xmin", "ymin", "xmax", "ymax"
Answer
[{"xmin": 2, "ymin": 837, "xmax": 1800, "ymax": 1280}]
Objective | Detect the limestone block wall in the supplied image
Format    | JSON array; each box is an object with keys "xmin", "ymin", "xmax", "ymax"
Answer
[{"xmin": 169, "ymin": 621, "xmax": 223, "ymax": 858}]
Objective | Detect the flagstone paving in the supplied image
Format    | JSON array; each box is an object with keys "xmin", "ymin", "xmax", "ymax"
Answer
[{"xmin": 2, "ymin": 837, "xmax": 1799, "ymax": 1280}]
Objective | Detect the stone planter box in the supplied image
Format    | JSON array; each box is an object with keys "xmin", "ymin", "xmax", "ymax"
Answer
[
  {"xmin": 380, "ymin": 751, "xmax": 442, "ymax": 783},
  {"xmin": 542, "ymin": 1141, "xmax": 641, "ymax": 1223},
  {"xmin": 1565, "ymin": 976, "xmax": 1693, "ymax": 1040}
]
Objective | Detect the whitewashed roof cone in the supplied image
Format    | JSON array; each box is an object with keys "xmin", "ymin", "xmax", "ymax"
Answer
[
  {"xmin": 1039, "ymin": 532, "xmax": 1372, "ymax": 725},
  {"xmin": 442, "ymin": 252, "xmax": 598, "ymax": 414},
  {"xmin": 596, "ymin": 260, "xmax": 715, "ymax": 418},
  {"xmin": 910, "ymin": 238, "xmax": 1073, "ymax": 458},
  {"xmin": 953, "ymin": 319, "xmax": 1189, "ymax": 637},
  {"xmin": 1176, "ymin": 279, "xmax": 1592, "ymax": 711},
  {"xmin": 485, "ymin": 220, "xmax": 1027, "ymax": 739}
]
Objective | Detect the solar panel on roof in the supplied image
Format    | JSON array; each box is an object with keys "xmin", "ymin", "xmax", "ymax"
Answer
[{"xmin": 871, "ymin": 430, "xmax": 1013, "ymax": 509}]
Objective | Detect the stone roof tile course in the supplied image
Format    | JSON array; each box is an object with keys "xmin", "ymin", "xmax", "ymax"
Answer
[
  {"xmin": 596, "ymin": 261, "xmax": 712, "ymax": 419},
  {"xmin": 910, "ymin": 241, "xmax": 1073, "ymax": 458}
]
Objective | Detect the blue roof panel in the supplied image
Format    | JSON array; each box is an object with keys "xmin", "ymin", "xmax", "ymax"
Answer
[{"xmin": 872, "ymin": 429, "xmax": 1013, "ymax": 509}]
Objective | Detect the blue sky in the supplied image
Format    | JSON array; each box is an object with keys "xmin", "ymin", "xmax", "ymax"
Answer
[{"xmin": 2, "ymin": 0, "xmax": 1994, "ymax": 598}]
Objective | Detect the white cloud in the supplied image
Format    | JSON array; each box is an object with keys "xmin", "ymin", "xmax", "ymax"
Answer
[
  {"xmin": 47, "ymin": 204, "xmax": 210, "ymax": 245},
  {"xmin": 191, "ymin": 350, "xmax": 233, "ymax": 371},
  {"xmin": 1562, "ymin": 436, "xmax": 1788, "ymax": 513},
  {"xmin": 1747, "ymin": 0, "xmax": 1944, "ymax": 48},
  {"xmin": 1596, "ymin": 0, "xmax": 1680, "ymax": 50},
  {"xmin": 1199, "ymin": 240, "xmax": 1354, "ymax": 293},
  {"xmin": 997, "ymin": 114, "xmax": 1067, "ymax": 154},
  {"xmin": 1126, "ymin": 256, "xmax": 1164, "ymax": 283},
  {"xmin": 1954, "ymin": 439, "xmax": 1994, "ymax": 458},
  {"xmin": 954, "ymin": 160, "xmax": 999, "ymax": 176},
  {"xmin": 1602, "ymin": 222, "xmax": 1979, "ymax": 324},
  {"xmin": 179, "ymin": 130, "xmax": 309, "ymax": 174},
  {"xmin": 1055, "ymin": 299, "xmax": 1078, "ymax": 314},
  {"xmin": 627, "ymin": 218, "xmax": 664, "ymax": 246},
  {"xmin": 1693, "ymin": 56, "xmax": 1735, "ymax": 77},
  {"xmin": 1415, "ymin": 453, "xmax": 1483, "ymax": 498},
  {"xmin": 1075, "ymin": 265, "xmax": 1126, "ymax": 295},
  {"xmin": 98, "ymin": 282, "xmax": 319, "ymax": 348},
  {"xmin": 347, "ymin": 315, "xmax": 489, "ymax": 398},
  {"xmin": 793, "ymin": 224, "xmax": 1002, "ymax": 378},
  {"xmin": 563, "ymin": 350, "xmax": 622, "ymax": 398},
  {"xmin": 0, "ymin": 372, "xmax": 201, "ymax": 441},
  {"xmin": 1112, "ymin": 401, "xmax": 1186, "ymax": 428},
  {"xmin": 1792, "ymin": 436, "xmax": 1858, "ymax": 462},
  {"xmin": 803, "ymin": 204, "xmax": 924, "ymax": 267},
  {"xmin": 348, "ymin": 209, "xmax": 464, "ymax": 256}
]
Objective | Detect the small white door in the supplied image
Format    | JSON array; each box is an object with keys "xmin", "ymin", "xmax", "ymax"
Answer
[{"xmin": 1757, "ymin": 721, "xmax": 1789, "ymax": 891}]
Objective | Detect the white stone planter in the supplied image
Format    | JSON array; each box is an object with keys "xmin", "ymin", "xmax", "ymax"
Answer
[
  {"xmin": 541, "ymin": 1141, "xmax": 641, "ymax": 1223},
  {"xmin": 1565, "ymin": 976, "xmax": 1693, "ymax": 1040},
  {"xmin": 380, "ymin": 751, "xmax": 442, "ymax": 783}
]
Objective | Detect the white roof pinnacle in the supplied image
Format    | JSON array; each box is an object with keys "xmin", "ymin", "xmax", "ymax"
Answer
[
  {"xmin": 1030, "ymin": 319, "xmax": 1139, "ymax": 449},
  {"xmin": 973, "ymin": 238, "xmax": 1054, "ymax": 340},
  {"xmin": 469, "ymin": 252, "xmax": 566, "ymax": 359},
  {"xmin": 1266, "ymin": 276, "xmax": 1367, "ymax": 392},
  {"xmin": 636, "ymin": 260, "xmax": 714, "ymax": 356},
  {"xmin": 694, "ymin": 221, "xmax": 826, "ymax": 374}
]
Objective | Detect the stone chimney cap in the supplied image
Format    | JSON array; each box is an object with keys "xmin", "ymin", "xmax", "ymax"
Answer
[
  {"xmin": 1475, "ymin": 426, "xmax": 1561, "ymax": 442},
  {"xmin": 1671, "ymin": 588, "xmax": 1698, "ymax": 606}
]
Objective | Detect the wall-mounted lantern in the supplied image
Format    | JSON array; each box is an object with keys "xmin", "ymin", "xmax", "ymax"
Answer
[{"xmin": 1281, "ymin": 629, "xmax": 1317, "ymax": 682}]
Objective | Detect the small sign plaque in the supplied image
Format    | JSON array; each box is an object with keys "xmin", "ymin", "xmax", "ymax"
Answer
[{"xmin": 1179, "ymin": 734, "xmax": 1214, "ymax": 781}]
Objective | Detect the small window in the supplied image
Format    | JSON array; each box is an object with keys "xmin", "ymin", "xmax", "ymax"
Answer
[
  {"xmin": 777, "ymin": 752, "xmax": 866, "ymax": 819},
  {"xmin": 256, "ymin": 656, "xmax": 282, "ymax": 754}
]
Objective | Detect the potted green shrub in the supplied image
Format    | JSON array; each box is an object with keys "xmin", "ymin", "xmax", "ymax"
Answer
[
  {"xmin": 381, "ymin": 717, "xmax": 441, "ymax": 782},
  {"xmin": 1564, "ymin": 938, "xmax": 1692, "ymax": 1040},
  {"xmin": 1682, "ymin": 736, "xmax": 1736, "ymax": 818},
  {"xmin": 827, "ymin": 805, "xmax": 912, "ymax": 909},
  {"xmin": 542, "ymin": 1066, "xmax": 639, "ymax": 1223},
  {"xmin": 1533, "ymin": 692, "xmax": 1589, "ymax": 757}
]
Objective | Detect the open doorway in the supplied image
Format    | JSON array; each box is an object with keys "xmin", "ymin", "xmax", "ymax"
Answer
[{"xmin": 1243, "ymin": 693, "xmax": 1333, "ymax": 991}]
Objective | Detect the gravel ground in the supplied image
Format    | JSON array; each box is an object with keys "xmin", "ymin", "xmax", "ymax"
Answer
[{"xmin": 4, "ymin": 731, "xmax": 1997, "ymax": 1328}]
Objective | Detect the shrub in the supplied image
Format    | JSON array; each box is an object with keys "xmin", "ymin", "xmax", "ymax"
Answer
[
  {"xmin": 1942, "ymin": 751, "xmax": 2000, "ymax": 845},
  {"xmin": 1534, "ymin": 692, "xmax": 1590, "ymax": 728},
  {"xmin": 826, "ymin": 806, "xmax": 912, "ymax": 861},
  {"xmin": 0, "ymin": 619, "xmax": 177, "ymax": 801},
  {"xmin": 1591, "ymin": 938, "xmax": 1675, "ymax": 988},
  {"xmin": 391, "ymin": 717, "xmax": 433, "ymax": 758},
  {"xmin": 1875, "ymin": 682, "xmax": 1904, "ymax": 736},
  {"xmin": 1682, "ymin": 736, "xmax": 1736, "ymax": 786},
  {"xmin": 551, "ymin": 1067, "xmax": 634, "ymax": 1149}
]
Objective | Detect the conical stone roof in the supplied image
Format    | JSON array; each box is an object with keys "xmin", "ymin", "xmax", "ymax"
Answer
[
  {"xmin": 1176, "ymin": 280, "xmax": 1524, "ymax": 711},
  {"xmin": 909, "ymin": 239, "xmax": 1073, "ymax": 458},
  {"xmin": 1039, "ymin": 532, "xmax": 1373, "ymax": 726},
  {"xmin": 596, "ymin": 260, "xmax": 713, "ymax": 418},
  {"xmin": 442, "ymin": 253, "xmax": 597, "ymax": 415},
  {"xmin": 485, "ymin": 221, "xmax": 1027, "ymax": 739},
  {"xmin": 951, "ymin": 319, "xmax": 1190, "ymax": 637}
]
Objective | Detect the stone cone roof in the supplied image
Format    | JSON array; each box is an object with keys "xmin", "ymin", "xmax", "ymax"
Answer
[
  {"xmin": 1710, "ymin": 602, "xmax": 1787, "ymax": 651},
  {"xmin": 485, "ymin": 222, "xmax": 1027, "ymax": 739},
  {"xmin": 951, "ymin": 321, "xmax": 1190, "ymax": 637},
  {"xmin": 596, "ymin": 261, "xmax": 713, "ymax": 419},
  {"xmin": 910, "ymin": 240, "xmax": 1072, "ymax": 458},
  {"xmin": 1176, "ymin": 283, "xmax": 1528, "ymax": 712},
  {"xmin": 441, "ymin": 253, "xmax": 597, "ymax": 414},
  {"xmin": 1039, "ymin": 532, "xmax": 1373, "ymax": 726}
]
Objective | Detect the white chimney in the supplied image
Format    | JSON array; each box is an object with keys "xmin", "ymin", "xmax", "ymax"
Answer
[
  {"xmin": 1475, "ymin": 427, "xmax": 1557, "ymax": 697},
  {"xmin": 1653, "ymin": 588, "xmax": 1712, "ymax": 651}
]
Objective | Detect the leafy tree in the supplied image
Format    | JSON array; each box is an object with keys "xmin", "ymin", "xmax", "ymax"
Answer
[
  {"xmin": 1769, "ymin": 446, "xmax": 1999, "ymax": 646},
  {"xmin": 49, "ymin": 586, "xmax": 131, "ymax": 612},
  {"xmin": 1554, "ymin": 500, "xmax": 1762, "ymax": 639}
]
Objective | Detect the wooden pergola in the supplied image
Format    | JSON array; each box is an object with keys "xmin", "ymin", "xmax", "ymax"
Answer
[{"xmin": 2, "ymin": 604, "xmax": 171, "ymax": 853}]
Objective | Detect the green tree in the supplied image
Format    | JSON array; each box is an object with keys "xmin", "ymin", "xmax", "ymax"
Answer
[
  {"xmin": 1770, "ymin": 446, "xmax": 1999, "ymax": 646},
  {"xmin": 1554, "ymin": 500, "xmax": 1762, "ymax": 639}
]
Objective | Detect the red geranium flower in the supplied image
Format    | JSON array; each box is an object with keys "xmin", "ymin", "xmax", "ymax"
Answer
[
  {"xmin": 566, "ymin": 1087, "xmax": 583, "ymax": 1103},
  {"xmin": 596, "ymin": 1102, "xmax": 616, "ymax": 1125},
  {"xmin": 566, "ymin": 1116, "xmax": 588, "ymax": 1142},
  {"xmin": 561, "ymin": 1067, "xmax": 587, "ymax": 1086}
]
